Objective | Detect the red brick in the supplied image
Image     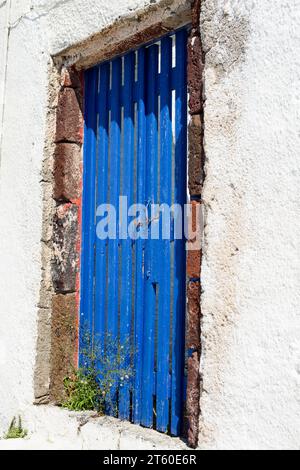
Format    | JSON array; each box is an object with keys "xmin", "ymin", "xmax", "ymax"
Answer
[
  {"xmin": 55, "ymin": 88, "xmax": 83, "ymax": 143},
  {"xmin": 53, "ymin": 143, "xmax": 82, "ymax": 202}
]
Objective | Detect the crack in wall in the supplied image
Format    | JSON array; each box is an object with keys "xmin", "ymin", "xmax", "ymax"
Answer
[
  {"xmin": 0, "ymin": 0, "xmax": 11, "ymax": 172},
  {"xmin": 8, "ymin": 0, "xmax": 75, "ymax": 30}
]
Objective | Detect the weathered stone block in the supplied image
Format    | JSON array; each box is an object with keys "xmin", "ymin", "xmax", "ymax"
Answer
[
  {"xmin": 186, "ymin": 350, "xmax": 201, "ymax": 448},
  {"xmin": 187, "ymin": 35, "xmax": 203, "ymax": 115},
  {"xmin": 52, "ymin": 203, "xmax": 78, "ymax": 293},
  {"xmin": 187, "ymin": 199, "xmax": 202, "ymax": 253},
  {"xmin": 60, "ymin": 66, "xmax": 82, "ymax": 88},
  {"xmin": 49, "ymin": 293, "xmax": 77, "ymax": 403},
  {"xmin": 191, "ymin": 0, "xmax": 201, "ymax": 31},
  {"xmin": 34, "ymin": 307, "xmax": 52, "ymax": 404},
  {"xmin": 187, "ymin": 280, "xmax": 201, "ymax": 350},
  {"xmin": 187, "ymin": 249, "xmax": 201, "ymax": 279},
  {"xmin": 188, "ymin": 114, "xmax": 203, "ymax": 196},
  {"xmin": 187, "ymin": 199, "xmax": 202, "ymax": 277},
  {"xmin": 53, "ymin": 143, "xmax": 82, "ymax": 202},
  {"xmin": 55, "ymin": 88, "xmax": 83, "ymax": 143}
]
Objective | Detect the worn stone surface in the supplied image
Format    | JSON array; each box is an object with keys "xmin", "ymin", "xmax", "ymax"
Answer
[
  {"xmin": 52, "ymin": 203, "xmax": 79, "ymax": 293},
  {"xmin": 53, "ymin": 143, "xmax": 82, "ymax": 202},
  {"xmin": 187, "ymin": 281, "xmax": 201, "ymax": 350},
  {"xmin": 186, "ymin": 3, "xmax": 202, "ymax": 448},
  {"xmin": 60, "ymin": 67, "xmax": 82, "ymax": 88},
  {"xmin": 188, "ymin": 114, "xmax": 203, "ymax": 196},
  {"xmin": 0, "ymin": 406, "xmax": 188, "ymax": 450},
  {"xmin": 34, "ymin": 307, "xmax": 52, "ymax": 404},
  {"xmin": 33, "ymin": 64, "xmax": 60, "ymax": 407},
  {"xmin": 186, "ymin": 350, "xmax": 201, "ymax": 448},
  {"xmin": 188, "ymin": 199, "xmax": 202, "ymax": 238},
  {"xmin": 76, "ymin": 22, "xmax": 170, "ymax": 68},
  {"xmin": 187, "ymin": 35, "xmax": 203, "ymax": 115},
  {"xmin": 187, "ymin": 249, "xmax": 201, "ymax": 279},
  {"xmin": 55, "ymin": 88, "xmax": 83, "ymax": 143},
  {"xmin": 49, "ymin": 294, "xmax": 77, "ymax": 403},
  {"xmin": 192, "ymin": 200, "xmax": 201, "ymax": 233},
  {"xmin": 191, "ymin": 0, "xmax": 201, "ymax": 31},
  {"xmin": 54, "ymin": 0, "xmax": 192, "ymax": 70}
]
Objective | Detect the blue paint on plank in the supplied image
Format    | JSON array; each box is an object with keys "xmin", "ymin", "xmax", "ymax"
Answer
[
  {"xmin": 133, "ymin": 47, "xmax": 147, "ymax": 424},
  {"xmin": 119, "ymin": 52, "xmax": 135, "ymax": 419},
  {"xmin": 156, "ymin": 36, "xmax": 173, "ymax": 433},
  {"xmin": 94, "ymin": 63, "xmax": 110, "ymax": 354},
  {"xmin": 79, "ymin": 66, "xmax": 98, "ymax": 367},
  {"xmin": 141, "ymin": 44, "xmax": 159, "ymax": 428},
  {"xmin": 171, "ymin": 29, "xmax": 187, "ymax": 436},
  {"xmin": 107, "ymin": 57, "xmax": 122, "ymax": 414}
]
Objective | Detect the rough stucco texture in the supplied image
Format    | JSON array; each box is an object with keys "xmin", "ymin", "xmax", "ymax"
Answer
[
  {"xmin": 200, "ymin": 0, "xmax": 300, "ymax": 450},
  {"xmin": 0, "ymin": 0, "xmax": 299, "ymax": 450}
]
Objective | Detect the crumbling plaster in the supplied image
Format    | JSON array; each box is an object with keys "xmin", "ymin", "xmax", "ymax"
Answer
[{"xmin": 0, "ymin": 0, "xmax": 299, "ymax": 450}]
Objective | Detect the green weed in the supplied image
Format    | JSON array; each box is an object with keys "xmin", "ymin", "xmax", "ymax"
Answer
[
  {"xmin": 4, "ymin": 416, "xmax": 27, "ymax": 439},
  {"xmin": 62, "ymin": 328, "xmax": 133, "ymax": 414}
]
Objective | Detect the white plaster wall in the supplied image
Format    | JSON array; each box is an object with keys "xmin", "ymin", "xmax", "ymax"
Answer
[
  {"xmin": 0, "ymin": 0, "xmax": 48, "ymax": 432},
  {"xmin": 0, "ymin": 0, "xmax": 299, "ymax": 450},
  {"xmin": 200, "ymin": 0, "xmax": 300, "ymax": 450}
]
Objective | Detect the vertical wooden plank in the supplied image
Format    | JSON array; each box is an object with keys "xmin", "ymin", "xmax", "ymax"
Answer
[
  {"xmin": 107, "ymin": 57, "xmax": 122, "ymax": 413},
  {"xmin": 133, "ymin": 48, "xmax": 146, "ymax": 424},
  {"xmin": 171, "ymin": 29, "xmax": 187, "ymax": 435},
  {"xmin": 79, "ymin": 66, "xmax": 98, "ymax": 367},
  {"xmin": 119, "ymin": 52, "xmax": 135, "ymax": 419},
  {"xmin": 156, "ymin": 37, "xmax": 172, "ymax": 432},
  {"xmin": 94, "ymin": 63, "xmax": 110, "ymax": 351},
  {"xmin": 141, "ymin": 44, "xmax": 159, "ymax": 428}
]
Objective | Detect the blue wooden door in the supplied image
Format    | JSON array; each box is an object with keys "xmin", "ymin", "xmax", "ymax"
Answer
[{"xmin": 80, "ymin": 29, "xmax": 187, "ymax": 436}]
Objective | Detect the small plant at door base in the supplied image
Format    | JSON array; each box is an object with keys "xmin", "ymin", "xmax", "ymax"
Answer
[
  {"xmin": 63, "ymin": 368, "xmax": 100, "ymax": 411},
  {"xmin": 62, "ymin": 327, "xmax": 133, "ymax": 414},
  {"xmin": 4, "ymin": 416, "xmax": 28, "ymax": 439}
]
